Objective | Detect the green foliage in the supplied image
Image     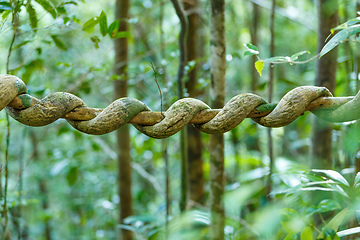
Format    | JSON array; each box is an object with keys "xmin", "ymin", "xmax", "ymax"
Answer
[
  {"xmin": 255, "ymin": 60, "xmax": 264, "ymax": 77},
  {"xmin": 319, "ymin": 14, "xmax": 360, "ymax": 58},
  {"xmin": 244, "ymin": 42, "xmax": 312, "ymax": 76},
  {"xmin": 34, "ymin": 0, "xmax": 57, "ymax": 18},
  {"xmin": 82, "ymin": 17, "xmax": 98, "ymax": 33},
  {"xmin": 243, "ymin": 43, "xmax": 259, "ymax": 57},
  {"xmin": 99, "ymin": 10, "xmax": 107, "ymax": 37},
  {"xmin": 51, "ymin": 35, "xmax": 67, "ymax": 50},
  {"xmin": 1, "ymin": 0, "xmax": 360, "ymax": 239},
  {"xmin": 82, "ymin": 11, "xmax": 131, "ymax": 49},
  {"xmin": 0, "ymin": 1, "xmax": 11, "ymax": 13},
  {"xmin": 26, "ymin": 3, "xmax": 37, "ymax": 31},
  {"xmin": 320, "ymin": 24, "xmax": 360, "ymax": 58}
]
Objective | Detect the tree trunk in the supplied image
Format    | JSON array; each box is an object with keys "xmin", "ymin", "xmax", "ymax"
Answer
[
  {"xmin": 209, "ymin": 0, "xmax": 226, "ymax": 239},
  {"xmin": 264, "ymin": 0, "xmax": 277, "ymax": 201},
  {"xmin": 311, "ymin": 0, "xmax": 338, "ymax": 227},
  {"xmin": 159, "ymin": 0, "xmax": 171, "ymax": 231},
  {"xmin": 183, "ymin": 0, "xmax": 205, "ymax": 206},
  {"xmin": 250, "ymin": 2, "xmax": 259, "ymax": 93},
  {"xmin": 311, "ymin": 0, "xmax": 338, "ymax": 169},
  {"xmin": 114, "ymin": 0, "xmax": 133, "ymax": 239},
  {"xmin": 170, "ymin": 0, "xmax": 189, "ymax": 211},
  {"xmin": 30, "ymin": 132, "xmax": 51, "ymax": 240}
]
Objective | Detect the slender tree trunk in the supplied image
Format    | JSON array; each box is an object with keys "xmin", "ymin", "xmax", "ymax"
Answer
[
  {"xmin": 170, "ymin": 0, "xmax": 189, "ymax": 211},
  {"xmin": 311, "ymin": 0, "xmax": 338, "ymax": 169},
  {"xmin": 209, "ymin": 0, "xmax": 225, "ymax": 239},
  {"xmin": 250, "ymin": 2, "xmax": 259, "ymax": 93},
  {"xmin": 311, "ymin": 0, "xmax": 338, "ymax": 227},
  {"xmin": 266, "ymin": 0, "xmax": 276, "ymax": 200},
  {"xmin": 30, "ymin": 132, "xmax": 51, "ymax": 240},
  {"xmin": 39, "ymin": 181, "xmax": 51, "ymax": 240},
  {"xmin": 159, "ymin": 0, "xmax": 170, "ymax": 234},
  {"xmin": 114, "ymin": 0, "xmax": 133, "ymax": 239},
  {"xmin": 183, "ymin": 0, "xmax": 205, "ymax": 206}
]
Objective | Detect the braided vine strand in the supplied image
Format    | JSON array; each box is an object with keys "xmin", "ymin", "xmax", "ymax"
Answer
[
  {"xmin": 0, "ymin": 75, "xmax": 27, "ymax": 111},
  {"xmin": 2, "ymin": 74, "xmax": 360, "ymax": 138},
  {"xmin": 311, "ymin": 90, "xmax": 360, "ymax": 122},
  {"xmin": 7, "ymin": 92, "xmax": 86, "ymax": 127},
  {"xmin": 133, "ymin": 98, "xmax": 210, "ymax": 139},
  {"xmin": 68, "ymin": 98, "xmax": 151, "ymax": 135},
  {"xmin": 252, "ymin": 86, "xmax": 333, "ymax": 127},
  {"xmin": 196, "ymin": 93, "xmax": 267, "ymax": 134}
]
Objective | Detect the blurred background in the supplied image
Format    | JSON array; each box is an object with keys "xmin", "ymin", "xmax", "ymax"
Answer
[{"xmin": 1, "ymin": 0, "xmax": 360, "ymax": 239}]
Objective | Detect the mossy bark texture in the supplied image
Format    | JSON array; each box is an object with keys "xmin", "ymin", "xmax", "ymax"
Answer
[
  {"xmin": 114, "ymin": 0, "xmax": 133, "ymax": 239},
  {"xmin": 209, "ymin": 0, "xmax": 226, "ymax": 239}
]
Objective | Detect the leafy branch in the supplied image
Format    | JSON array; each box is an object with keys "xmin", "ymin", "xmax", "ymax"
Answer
[
  {"xmin": 319, "ymin": 14, "xmax": 360, "ymax": 58},
  {"xmin": 82, "ymin": 10, "xmax": 132, "ymax": 49},
  {"xmin": 244, "ymin": 43, "xmax": 315, "ymax": 76},
  {"xmin": 245, "ymin": 12, "xmax": 360, "ymax": 77}
]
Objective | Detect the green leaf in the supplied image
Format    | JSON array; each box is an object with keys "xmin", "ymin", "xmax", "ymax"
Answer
[
  {"xmin": 354, "ymin": 172, "xmax": 360, "ymax": 185},
  {"xmin": 113, "ymin": 31, "xmax": 131, "ymax": 39},
  {"xmin": 71, "ymin": 15, "xmax": 80, "ymax": 24},
  {"xmin": 337, "ymin": 226, "xmax": 360, "ymax": 237},
  {"xmin": 1, "ymin": 9, "xmax": 11, "ymax": 19},
  {"xmin": 108, "ymin": 20, "xmax": 119, "ymax": 37},
  {"xmin": 244, "ymin": 43, "xmax": 259, "ymax": 57},
  {"xmin": 82, "ymin": 17, "xmax": 98, "ymax": 33},
  {"xmin": 36, "ymin": 47, "xmax": 42, "ymax": 55},
  {"xmin": 66, "ymin": 166, "xmax": 78, "ymax": 185},
  {"xmin": 317, "ymin": 199, "xmax": 341, "ymax": 212},
  {"xmin": 244, "ymin": 49, "xmax": 258, "ymax": 57},
  {"xmin": 330, "ymin": 17, "xmax": 360, "ymax": 33},
  {"xmin": 62, "ymin": 1, "xmax": 78, "ymax": 6},
  {"xmin": 13, "ymin": 40, "xmax": 31, "ymax": 51},
  {"xmin": 311, "ymin": 169, "xmax": 349, "ymax": 186},
  {"xmin": 290, "ymin": 51, "xmax": 310, "ymax": 61},
  {"xmin": 284, "ymin": 233, "xmax": 297, "ymax": 240},
  {"xmin": 56, "ymin": 6, "xmax": 66, "ymax": 15},
  {"xmin": 90, "ymin": 35, "xmax": 100, "ymax": 49},
  {"xmin": 26, "ymin": 3, "xmax": 38, "ymax": 31},
  {"xmin": 331, "ymin": 23, "xmax": 347, "ymax": 34},
  {"xmin": 0, "ymin": 1, "xmax": 12, "ymax": 13},
  {"xmin": 317, "ymin": 208, "xmax": 348, "ymax": 239},
  {"xmin": 346, "ymin": 17, "xmax": 360, "ymax": 26},
  {"xmin": 34, "ymin": 0, "xmax": 57, "ymax": 18},
  {"xmin": 244, "ymin": 43, "xmax": 258, "ymax": 51},
  {"xmin": 99, "ymin": 11, "xmax": 108, "ymax": 37},
  {"xmin": 51, "ymin": 35, "xmax": 67, "ymax": 50},
  {"xmin": 301, "ymin": 226, "xmax": 313, "ymax": 240},
  {"xmin": 255, "ymin": 60, "xmax": 264, "ymax": 76},
  {"xmin": 320, "ymin": 24, "xmax": 360, "ymax": 58},
  {"xmin": 299, "ymin": 187, "xmax": 335, "ymax": 192},
  {"xmin": 63, "ymin": 16, "xmax": 70, "ymax": 24}
]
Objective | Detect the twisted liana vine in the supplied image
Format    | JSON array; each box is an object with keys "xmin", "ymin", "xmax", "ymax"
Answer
[{"xmin": 1, "ymin": 74, "xmax": 360, "ymax": 139}]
